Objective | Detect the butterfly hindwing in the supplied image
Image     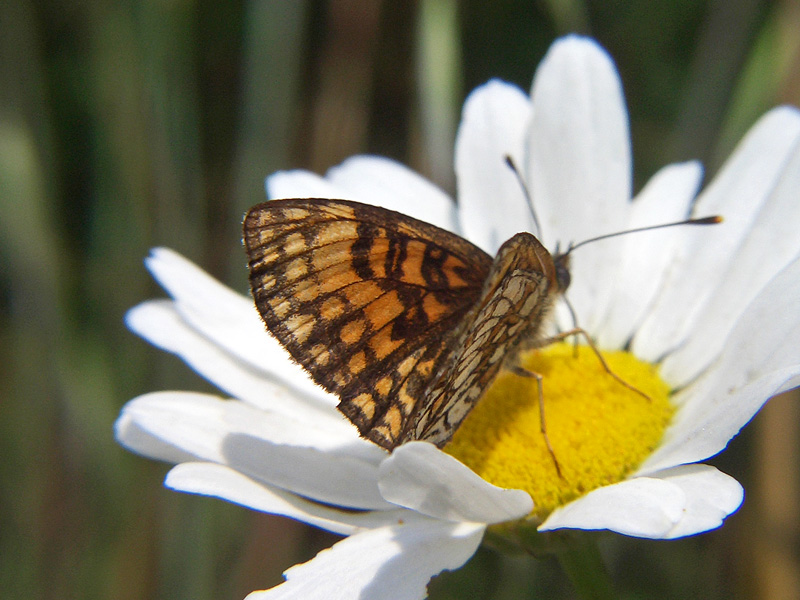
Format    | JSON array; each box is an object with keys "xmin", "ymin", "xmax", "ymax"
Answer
[
  {"xmin": 405, "ymin": 232, "xmax": 559, "ymax": 447},
  {"xmin": 243, "ymin": 198, "xmax": 493, "ymax": 448}
]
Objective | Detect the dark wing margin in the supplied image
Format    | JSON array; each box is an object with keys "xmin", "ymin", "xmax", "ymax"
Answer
[{"xmin": 243, "ymin": 198, "xmax": 493, "ymax": 449}]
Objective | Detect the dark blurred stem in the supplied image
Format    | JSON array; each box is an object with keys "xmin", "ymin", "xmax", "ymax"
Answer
[
  {"xmin": 492, "ymin": 526, "xmax": 617, "ymax": 600},
  {"xmin": 556, "ymin": 537, "xmax": 617, "ymax": 600}
]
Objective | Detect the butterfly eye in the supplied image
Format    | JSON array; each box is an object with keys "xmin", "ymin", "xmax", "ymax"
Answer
[{"xmin": 555, "ymin": 262, "xmax": 571, "ymax": 292}]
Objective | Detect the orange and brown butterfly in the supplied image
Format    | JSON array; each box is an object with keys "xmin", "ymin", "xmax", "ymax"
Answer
[{"xmin": 243, "ymin": 198, "xmax": 570, "ymax": 451}]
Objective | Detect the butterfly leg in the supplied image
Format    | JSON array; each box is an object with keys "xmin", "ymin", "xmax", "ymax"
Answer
[
  {"xmin": 543, "ymin": 328, "xmax": 650, "ymax": 401},
  {"xmin": 508, "ymin": 365, "xmax": 563, "ymax": 479}
]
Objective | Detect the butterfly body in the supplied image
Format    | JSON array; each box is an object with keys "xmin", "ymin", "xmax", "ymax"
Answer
[
  {"xmin": 409, "ymin": 232, "xmax": 567, "ymax": 447},
  {"xmin": 244, "ymin": 198, "xmax": 568, "ymax": 451}
]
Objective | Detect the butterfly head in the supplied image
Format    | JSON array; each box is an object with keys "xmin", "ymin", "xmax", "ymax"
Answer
[{"xmin": 552, "ymin": 248, "xmax": 571, "ymax": 293}]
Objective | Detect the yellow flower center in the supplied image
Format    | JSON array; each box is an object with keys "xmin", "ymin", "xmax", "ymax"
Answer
[{"xmin": 444, "ymin": 343, "xmax": 673, "ymax": 520}]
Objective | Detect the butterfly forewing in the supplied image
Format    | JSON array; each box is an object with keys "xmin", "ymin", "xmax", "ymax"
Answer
[{"xmin": 243, "ymin": 198, "xmax": 493, "ymax": 448}]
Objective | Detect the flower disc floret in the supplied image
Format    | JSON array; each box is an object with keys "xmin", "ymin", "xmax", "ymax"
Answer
[{"xmin": 445, "ymin": 343, "xmax": 673, "ymax": 518}]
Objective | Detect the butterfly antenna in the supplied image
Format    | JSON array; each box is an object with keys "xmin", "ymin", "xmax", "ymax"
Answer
[
  {"xmin": 504, "ymin": 155, "xmax": 542, "ymax": 236},
  {"xmin": 567, "ymin": 215, "xmax": 723, "ymax": 254}
]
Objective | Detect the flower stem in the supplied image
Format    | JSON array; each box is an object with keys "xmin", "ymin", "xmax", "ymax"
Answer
[
  {"xmin": 492, "ymin": 525, "xmax": 617, "ymax": 599},
  {"xmin": 555, "ymin": 534, "xmax": 616, "ymax": 600}
]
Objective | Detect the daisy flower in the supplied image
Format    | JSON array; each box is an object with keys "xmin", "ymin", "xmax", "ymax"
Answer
[{"xmin": 115, "ymin": 35, "xmax": 800, "ymax": 599}]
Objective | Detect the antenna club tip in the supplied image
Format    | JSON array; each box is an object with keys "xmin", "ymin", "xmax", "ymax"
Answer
[{"xmin": 693, "ymin": 215, "xmax": 723, "ymax": 225}]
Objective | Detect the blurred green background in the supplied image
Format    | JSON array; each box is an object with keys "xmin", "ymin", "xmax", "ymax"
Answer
[{"xmin": 2, "ymin": 1, "xmax": 799, "ymax": 598}]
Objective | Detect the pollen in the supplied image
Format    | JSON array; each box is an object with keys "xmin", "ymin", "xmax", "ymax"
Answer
[{"xmin": 444, "ymin": 343, "xmax": 673, "ymax": 520}]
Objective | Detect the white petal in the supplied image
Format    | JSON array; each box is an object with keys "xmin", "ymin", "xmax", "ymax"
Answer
[
  {"xmin": 268, "ymin": 157, "xmax": 459, "ymax": 233},
  {"xmin": 634, "ymin": 107, "xmax": 800, "ymax": 361},
  {"xmin": 326, "ymin": 156, "xmax": 458, "ymax": 232},
  {"xmin": 541, "ymin": 465, "xmax": 742, "ymax": 539},
  {"xmin": 639, "ymin": 255, "xmax": 800, "ymax": 472},
  {"xmin": 142, "ymin": 247, "xmax": 333, "ymax": 404},
  {"xmin": 116, "ymin": 392, "xmax": 229, "ymax": 462},
  {"xmin": 117, "ymin": 392, "xmax": 391, "ymax": 510},
  {"xmin": 126, "ymin": 300, "xmax": 348, "ymax": 432},
  {"xmin": 596, "ymin": 161, "xmax": 703, "ymax": 348},
  {"xmin": 528, "ymin": 35, "xmax": 632, "ymax": 331},
  {"xmin": 539, "ymin": 477, "xmax": 685, "ymax": 538},
  {"xmin": 115, "ymin": 398, "xmax": 200, "ymax": 464},
  {"xmin": 454, "ymin": 79, "xmax": 534, "ymax": 253},
  {"xmin": 660, "ymin": 122, "xmax": 800, "ymax": 384},
  {"xmin": 166, "ymin": 463, "xmax": 421, "ymax": 536},
  {"xmin": 246, "ymin": 520, "xmax": 485, "ymax": 600},
  {"xmin": 267, "ymin": 169, "xmax": 349, "ymax": 200},
  {"xmin": 378, "ymin": 442, "xmax": 533, "ymax": 524},
  {"xmin": 647, "ymin": 371, "xmax": 799, "ymax": 475},
  {"xmin": 648, "ymin": 465, "xmax": 744, "ymax": 539}
]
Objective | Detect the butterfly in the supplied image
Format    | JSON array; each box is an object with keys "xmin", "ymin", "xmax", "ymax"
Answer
[{"xmin": 243, "ymin": 198, "xmax": 572, "ymax": 451}]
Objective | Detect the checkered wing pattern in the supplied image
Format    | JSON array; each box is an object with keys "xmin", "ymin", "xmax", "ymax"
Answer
[
  {"xmin": 244, "ymin": 198, "xmax": 493, "ymax": 449},
  {"xmin": 407, "ymin": 233, "xmax": 558, "ymax": 447}
]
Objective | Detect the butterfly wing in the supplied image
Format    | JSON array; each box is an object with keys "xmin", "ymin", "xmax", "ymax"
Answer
[
  {"xmin": 244, "ymin": 198, "xmax": 493, "ymax": 449},
  {"xmin": 407, "ymin": 232, "xmax": 559, "ymax": 447}
]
